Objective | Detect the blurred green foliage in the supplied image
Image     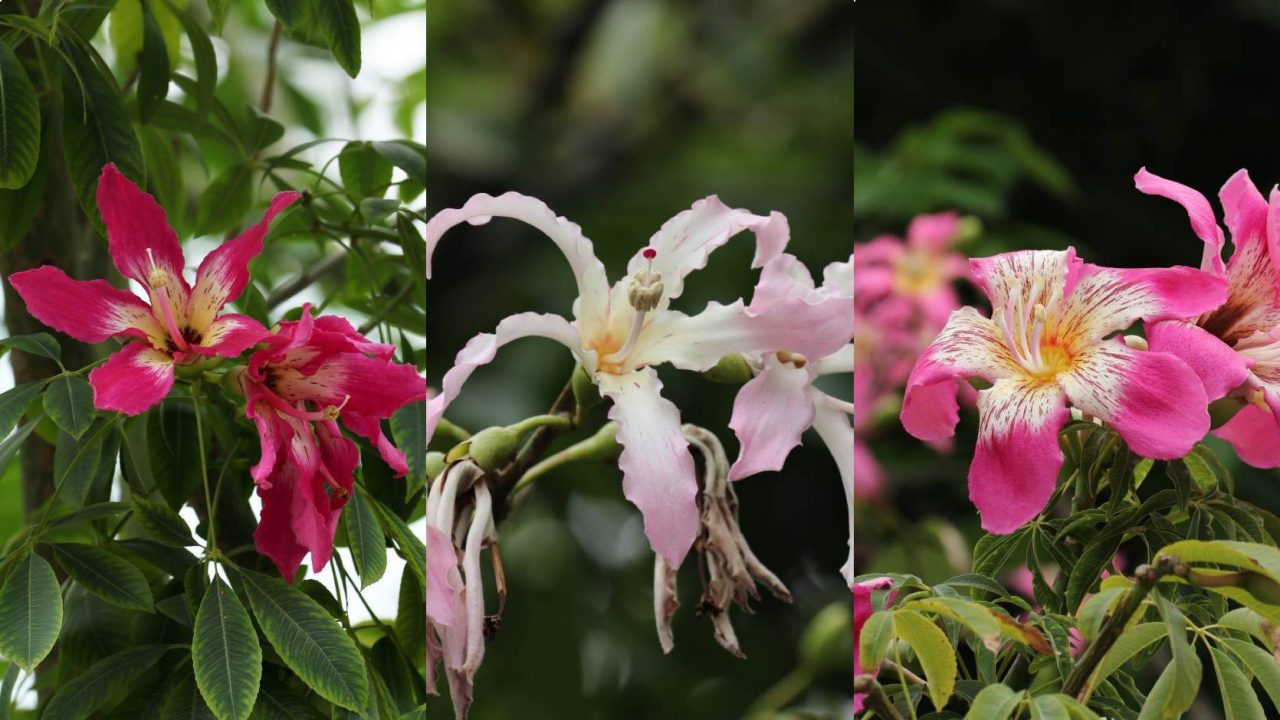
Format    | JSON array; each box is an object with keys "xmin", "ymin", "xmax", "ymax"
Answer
[{"xmin": 429, "ymin": 0, "xmax": 853, "ymax": 717}]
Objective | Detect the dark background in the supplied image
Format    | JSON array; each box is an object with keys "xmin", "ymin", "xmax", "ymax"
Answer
[{"xmin": 428, "ymin": 1, "xmax": 854, "ymax": 718}]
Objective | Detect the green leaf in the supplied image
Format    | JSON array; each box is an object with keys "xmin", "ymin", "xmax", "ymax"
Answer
[
  {"xmin": 395, "ymin": 567, "xmax": 424, "ymax": 663},
  {"xmin": 1092, "ymin": 622, "xmax": 1166, "ymax": 691},
  {"xmin": 196, "ymin": 162, "xmax": 254, "ymax": 236},
  {"xmin": 1065, "ymin": 528, "xmax": 1123, "ymax": 613},
  {"xmin": 161, "ymin": 671, "xmax": 217, "ymax": 719},
  {"xmin": 1154, "ymin": 594, "xmax": 1202, "ymax": 718},
  {"xmin": 1222, "ymin": 638, "xmax": 1280, "ymax": 713},
  {"xmin": 205, "ymin": 0, "xmax": 228, "ymax": 31},
  {"xmin": 0, "ymin": 553, "xmax": 63, "ymax": 671},
  {"xmin": 44, "ymin": 376, "xmax": 95, "ymax": 439},
  {"xmin": 1181, "ymin": 445, "xmax": 1220, "ymax": 492},
  {"xmin": 0, "ymin": 39, "xmax": 41, "ymax": 189},
  {"xmin": 0, "ymin": 332, "xmax": 61, "ymax": 366},
  {"xmin": 132, "ymin": 495, "xmax": 196, "ymax": 546},
  {"xmin": 371, "ymin": 141, "xmax": 425, "ymax": 186},
  {"xmin": 390, "ymin": 401, "xmax": 425, "ymax": 497},
  {"xmin": 193, "ymin": 578, "xmax": 261, "ymax": 720},
  {"xmin": 48, "ymin": 500, "xmax": 130, "ymax": 530},
  {"xmin": 149, "ymin": 402, "xmax": 204, "ymax": 509},
  {"xmin": 1211, "ymin": 646, "xmax": 1266, "ymax": 720},
  {"xmin": 167, "ymin": 4, "xmax": 216, "ymax": 118},
  {"xmin": 364, "ymin": 490, "xmax": 425, "ymax": 589},
  {"xmin": 239, "ymin": 570, "xmax": 369, "ymax": 711},
  {"xmin": 338, "ymin": 141, "xmax": 391, "ymax": 200},
  {"xmin": 0, "ymin": 381, "xmax": 42, "ymax": 440},
  {"xmin": 903, "ymin": 596, "xmax": 1001, "ymax": 649},
  {"xmin": 43, "ymin": 645, "xmax": 169, "ymax": 720},
  {"xmin": 1029, "ymin": 695, "xmax": 1070, "ymax": 720},
  {"xmin": 0, "ymin": 418, "xmax": 39, "ymax": 477},
  {"xmin": 137, "ymin": 0, "xmax": 171, "ymax": 121},
  {"xmin": 0, "ymin": 661, "xmax": 19, "ymax": 720},
  {"xmin": 311, "ymin": 0, "xmax": 361, "ymax": 77},
  {"xmin": 53, "ymin": 542, "xmax": 155, "ymax": 611},
  {"xmin": 343, "ymin": 488, "xmax": 386, "ymax": 589},
  {"xmin": 1075, "ymin": 586, "xmax": 1125, "ymax": 642},
  {"xmin": 58, "ymin": 31, "xmax": 146, "ymax": 230},
  {"xmin": 249, "ymin": 681, "xmax": 322, "ymax": 720},
  {"xmin": 53, "ymin": 422, "xmax": 113, "ymax": 508},
  {"xmin": 264, "ymin": 0, "xmax": 307, "ymax": 29},
  {"xmin": 893, "ymin": 609, "xmax": 956, "ymax": 711},
  {"xmin": 858, "ymin": 610, "xmax": 893, "ymax": 672}
]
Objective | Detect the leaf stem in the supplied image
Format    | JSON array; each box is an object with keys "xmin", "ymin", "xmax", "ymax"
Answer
[
  {"xmin": 192, "ymin": 383, "xmax": 215, "ymax": 554},
  {"xmin": 853, "ymin": 675, "xmax": 905, "ymax": 720},
  {"xmin": 1061, "ymin": 553, "xmax": 1181, "ymax": 699}
]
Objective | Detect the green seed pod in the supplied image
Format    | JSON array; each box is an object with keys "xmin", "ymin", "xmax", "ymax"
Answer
[
  {"xmin": 468, "ymin": 426, "xmax": 520, "ymax": 473},
  {"xmin": 701, "ymin": 354, "xmax": 754, "ymax": 385},
  {"xmin": 426, "ymin": 451, "xmax": 447, "ymax": 482},
  {"xmin": 571, "ymin": 363, "xmax": 600, "ymax": 413}
]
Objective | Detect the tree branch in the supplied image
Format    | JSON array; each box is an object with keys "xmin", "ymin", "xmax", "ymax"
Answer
[{"xmin": 266, "ymin": 252, "xmax": 347, "ymax": 309}]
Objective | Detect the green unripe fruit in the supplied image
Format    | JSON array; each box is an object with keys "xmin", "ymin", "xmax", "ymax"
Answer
[
  {"xmin": 701, "ymin": 354, "xmax": 754, "ymax": 385},
  {"xmin": 426, "ymin": 452, "xmax": 447, "ymax": 482},
  {"xmin": 467, "ymin": 426, "xmax": 520, "ymax": 473}
]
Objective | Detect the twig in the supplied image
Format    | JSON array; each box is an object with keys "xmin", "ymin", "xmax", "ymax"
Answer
[
  {"xmin": 1061, "ymin": 554, "xmax": 1181, "ymax": 698},
  {"xmin": 266, "ymin": 252, "xmax": 347, "ymax": 309},
  {"xmin": 853, "ymin": 676, "xmax": 904, "ymax": 720},
  {"xmin": 357, "ymin": 282, "xmax": 415, "ymax": 335},
  {"xmin": 489, "ymin": 380, "xmax": 576, "ymax": 521},
  {"xmin": 260, "ymin": 21, "xmax": 282, "ymax": 112}
]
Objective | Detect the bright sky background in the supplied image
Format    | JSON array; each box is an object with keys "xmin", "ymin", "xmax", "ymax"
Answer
[{"xmin": 3, "ymin": 9, "xmax": 425, "ymax": 705}]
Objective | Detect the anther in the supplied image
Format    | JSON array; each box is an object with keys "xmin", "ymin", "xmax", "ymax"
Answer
[
  {"xmin": 146, "ymin": 249, "xmax": 169, "ymax": 289},
  {"xmin": 322, "ymin": 394, "xmax": 352, "ymax": 421}
]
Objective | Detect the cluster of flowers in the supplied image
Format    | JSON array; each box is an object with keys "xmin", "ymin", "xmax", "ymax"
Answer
[
  {"xmin": 900, "ymin": 168, "xmax": 1280, "ymax": 533},
  {"xmin": 424, "ymin": 193, "xmax": 854, "ymax": 717},
  {"xmin": 9, "ymin": 165, "xmax": 426, "ymax": 581},
  {"xmin": 853, "ymin": 213, "xmax": 974, "ymax": 499}
]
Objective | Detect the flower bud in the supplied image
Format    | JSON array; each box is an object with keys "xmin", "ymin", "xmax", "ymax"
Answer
[
  {"xmin": 571, "ymin": 363, "xmax": 600, "ymax": 414},
  {"xmin": 221, "ymin": 366, "xmax": 247, "ymax": 397},
  {"xmin": 426, "ymin": 451, "xmax": 447, "ymax": 482},
  {"xmin": 467, "ymin": 426, "xmax": 520, "ymax": 473},
  {"xmin": 701, "ymin": 354, "xmax": 754, "ymax": 385}
]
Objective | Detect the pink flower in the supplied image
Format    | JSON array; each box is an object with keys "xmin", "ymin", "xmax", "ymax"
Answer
[
  {"xmin": 8, "ymin": 164, "xmax": 298, "ymax": 415},
  {"xmin": 1135, "ymin": 169, "xmax": 1280, "ymax": 468},
  {"xmin": 900, "ymin": 248, "xmax": 1225, "ymax": 534},
  {"xmin": 425, "ymin": 194, "xmax": 849, "ymax": 567},
  {"xmin": 724, "ymin": 253, "xmax": 855, "ymax": 580},
  {"xmin": 853, "ymin": 576, "xmax": 894, "ymax": 713},
  {"xmin": 855, "ymin": 212, "xmax": 970, "ymax": 329},
  {"xmin": 242, "ymin": 306, "xmax": 426, "ymax": 581}
]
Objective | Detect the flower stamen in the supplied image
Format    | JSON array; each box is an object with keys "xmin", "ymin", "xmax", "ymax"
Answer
[{"xmin": 147, "ymin": 248, "xmax": 189, "ymax": 352}]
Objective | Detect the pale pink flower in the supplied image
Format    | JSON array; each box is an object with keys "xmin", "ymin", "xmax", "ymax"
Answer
[
  {"xmin": 9, "ymin": 164, "xmax": 298, "ymax": 415},
  {"xmin": 901, "ymin": 248, "xmax": 1225, "ymax": 533},
  {"xmin": 855, "ymin": 211, "xmax": 970, "ymax": 329},
  {"xmin": 1135, "ymin": 168, "xmax": 1280, "ymax": 468},
  {"xmin": 425, "ymin": 194, "xmax": 849, "ymax": 567}
]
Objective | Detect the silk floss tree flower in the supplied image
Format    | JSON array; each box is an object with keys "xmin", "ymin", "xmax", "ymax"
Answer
[
  {"xmin": 900, "ymin": 248, "xmax": 1227, "ymax": 533},
  {"xmin": 723, "ymin": 252, "xmax": 857, "ymax": 582},
  {"xmin": 1135, "ymin": 168, "xmax": 1280, "ymax": 468},
  {"xmin": 425, "ymin": 193, "xmax": 850, "ymax": 567},
  {"xmin": 240, "ymin": 305, "xmax": 426, "ymax": 581},
  {"xmin": 9, "ymin": 164, "xmax": 299, "ymax": 414},
  {"xmin": 854, "ymin": 211, "xmax": 971, "ymax": 329}
]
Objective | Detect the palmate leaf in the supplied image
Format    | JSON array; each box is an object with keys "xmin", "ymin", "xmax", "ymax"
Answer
[
  {"xmin": 132, "ymin": 495, "xmax": 197, "ymax": 547},
  {"xmin": 390, "ymin": 401, "xmax": 426, "ymax": 495},
  {"xmin": 43, "ymin": 375, "xmax": 96, "ymax": 439},
  {"xmin": 1210, "ymin": 646, "xmax": 1266, "ymax": 720},
  {"xmin": 239, "ymin": 570, "xmax": 368, "ymax": 711},
  {"xmin": 57, "ymin": 30, "xmax": 145, "ymax": 231},
  {"xmin": 0, "ymin": 332, "xmax": 61, "ymax": 366},
  {"xmin": 43, "ymin": 645, "xmax": 169, "ymax": 720},
  {"xmin": 363, "ymin": 489, "xmax": 425, "ymax": 590},
  {"xmin": 0, "ymin": 380, "xmax": 42, "ymax": 440},
  {"xmin": 371, "ymin": 141, "xmax": 425, "ymax": 187},
  {"xmin": 53, "ymin": 542, "xmax": 154, "ymax": 612},
  {"xmin": 311, "ymin": 0, "xmax": 361, "ymax": 78},
  {"xmin": 338, "ymin": 141, "xmax": 391, "ymax": 200},
  {"xmin": 193, "ymin": 578, "xmax": 261, "ymax": 720},
  {"xmin": 1221, "ymin": 637, "xmax": 1280, "ymax": 712},
  {"xmin": 0, "ymin": 39, "xmax": 41, "ymax": 189},
  {"xmin": 0, "ymin": 553, "xmax": 63, "ymax": 671}
]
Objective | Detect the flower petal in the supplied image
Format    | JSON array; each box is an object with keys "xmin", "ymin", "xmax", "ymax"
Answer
[
  {"xmin": 192, "ymin": 313, "xmax": 269, "ymax": 357},
  {"xmin": 1219, "ymin": 169, "xmax": 1269, "ymax": 252},
  {"xmin": 1059, "ymin": 342, "xmax": 1209, "ymax": 459},
  {"xmin": 727, "ymin": 357, "xmax": 815, "ymax": 481},
  {"xmin": 246, "ymin": 400, "xmax": 284, "ymax": 486},
  {"xmin": 255, "ymin": 469, "xmax": 310, "ymax": 583},
  {"xmin": 1134, "ymin": 167, "xmax": 1226, "ymax": 276},
  {"xmin": 900, "ymin": 307, "xmax": 1018, "ymax": 442},
  {"xmin": 427, "ymin": 312, "xmax": 581, "ymax": 441},
  {"xmin": 97, "ymin": 163, "xmax": 192, "ymax": 327},
  {"xmin": 424, "ymin": 193, "xmax": 613, "ymax": 331},
  {"xmin": 628, "ymin": 196, "xmax": 788, "ymax": 308},
  {"xmin": 87, "ymin": 343, "xmax": 176, "ymax": 415},
  {"xmin": 427, "ymin": 525, "xmax": 463, "ymax": 628},
  {"xmin": 343, "ymin": 413, "xmax": 410, "ymax": 476},
  {"xmin": 811, "ymin": 397, "xmax": 854, "ymax": 583},
  {"xmin": 1213, "ymin": 400, "xmax": 1280, "ymax": 468},
  {"xmin": 631, "ymin": 294, "xmax": 852, "ymax": 373},
  {"xmin": 969, "ymin": 378, "xmax": 1068, "ymax": 534},
  {"xmin": 598, "ymin": 367, "xmax": 699, "ymax": 568},
  {"xmin": 1199, "ymin": 187, "xmax": 1280, "ymax": 341},
  {"xmin": 8, "ymin": 266, "xmax": 166, "ymax": 346},
  {"xmin": 906, "ymin": 211, "xmax": 962, "ymax": 250},
  {"xmin": 971, "ymin": 249, "xmax": 1082, "ymax": 310},
  {"xmin": 1145, "ymin": 320, "xmax": 1250, "ymax": 400},
  {"xmin": 1054, "ymin": 264, "xmax": 1228, "ymax": 344},
  {"xmin": 188, "ymin": 192, "xmax": 299, "ymax": 333}
]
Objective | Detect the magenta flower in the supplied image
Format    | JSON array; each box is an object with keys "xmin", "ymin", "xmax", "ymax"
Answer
[
  {"xmin": 241, "ymin": 306, "xmax": 426, "ymax": 581},
  {"xmin": 900, "ymin": 248, "xmax": 1226, "ymax": 533},
  {"xmin": 8, "ymin": 164, "xmax": 299, "ymax": 415},
  {"xmin": 724, "ymin": 253, "xmax": 855, "ymax": 579},
  {"xmin": 855, "ymin": 211, "xmax": 970, "ymax": 329},
  {"xmin": 853, "ymin": 576, "xmax": 894, "ymax": 713},
  {"xmin": 426, "ymin": 194, "xmax": 850, "ymax": 567},
  {"xmin": 1135, "ymin": 169, "xmax": 1280, "ymax": 468}
]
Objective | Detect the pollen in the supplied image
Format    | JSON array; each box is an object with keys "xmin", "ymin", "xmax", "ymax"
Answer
[
  {"xmin": 145, "ymin": 248, "xmax": 169, "ymax": 289},
  {"xmin": 627, "ymin": 268, "xmax": 663, "ymax": 312}
]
